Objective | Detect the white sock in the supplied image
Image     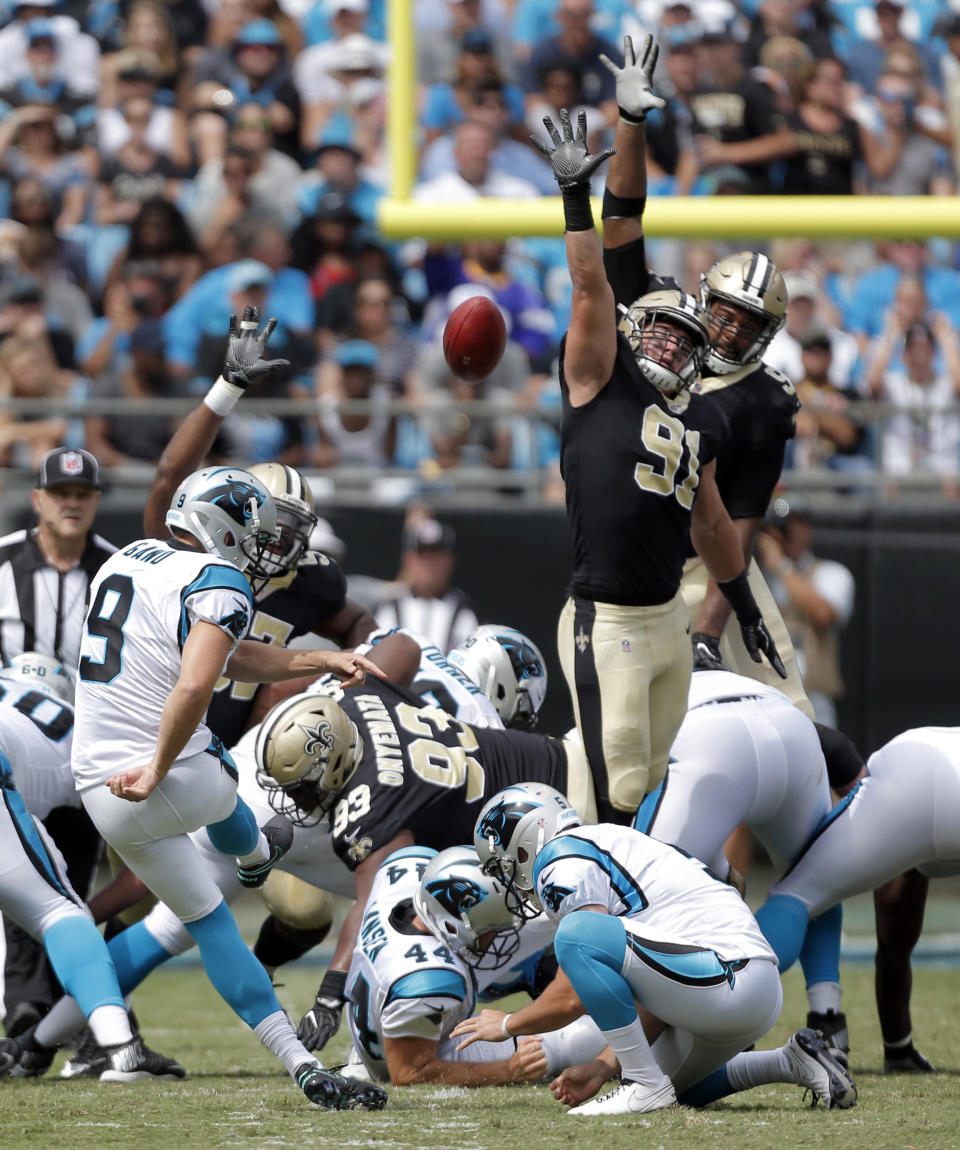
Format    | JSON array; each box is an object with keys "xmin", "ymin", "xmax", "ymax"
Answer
[
  {"xmin": 254, "ymin": 1009, "xmax": 317, "ymax": 1077},
  {"xmin": 87, "ymin": 1004, "xmax": 134, "ymax": 1049},
  {"xmin": 725, "ymin": 1047, "xmax": 791, "ymax": 1091},
  {"xmin": 540, "ymin": 1016, "xmax": 609, "ymax": 1076},
  {"xmin": 806, "ymin": 981, "xmax": 842, "ymax": 1015},
  {"xmin": 33, "ymin": 996, "xmax": 87, "ymax": 1048},
  {"xmin": 602, "ymin": 1017, "xmax": 665, "ymax": 1088},
  {"xmin": 237, "ymin": 830, "xmax": 269, "ymax": 867}
]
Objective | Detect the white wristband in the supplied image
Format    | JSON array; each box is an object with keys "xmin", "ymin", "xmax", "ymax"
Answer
[
  {"xmin": 501, "ymin": 1013, "xmax": 513, "ymax": 1038},
  {"xmin": 203, "ymin": 375, "xmax": 245, "ymax": 417}
]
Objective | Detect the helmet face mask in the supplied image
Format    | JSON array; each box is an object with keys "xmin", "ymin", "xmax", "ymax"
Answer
[
  {"xmin": 413, "ymin": 846, "xmax": 523, "ymax": 970},
  {"xmin": 0, "ymin": 652, "xmax": 73, "ymax": 704},
  {"xmin": 254, "ymin": 694, "xmax": 361, "ymax": 826},
  {"xmin": 474, "ymin": 783, "xmax": 582, "ymax": 913},
  {"xmin": 618, "ymin": 289, "xmax": 709, "ymax": 398},
  {"xmin": 448, "ymin": 625, "xmax": 547, "ymax": 730},
  {"xmin": 700, "ymin": 250, "xmax": 787, "ymax": 374},
  {"xmin": 165, "ymin": 467, "xmax": 279, "ymax": 573},
  {"xmin": 245, "ymin": 463, "xmax": 318, "ymax": 588}
]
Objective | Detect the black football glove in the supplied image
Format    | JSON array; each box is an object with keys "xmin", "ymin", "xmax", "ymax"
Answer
[
  {"xmin": 297, "ymin": 969, "xmax": 348, "ymax": 1052},
  {"xmin": 531, "ymin": 108, "xmax": 615, "ymax": 191},
  {"xmin": 691, "ymin": 631, "xmax": 724, "ymax": 672},
  {"xmin": 223, "ymin": 305, "xmax": 290, "ymax": 389},
  {"xmin": 739, "ymin": 618, "xmax": 787, "ymax": 679}
]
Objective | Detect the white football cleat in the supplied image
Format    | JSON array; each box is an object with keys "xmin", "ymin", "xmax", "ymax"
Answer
[
  {"xmin": 568, "ymin": 1076, "xmax": 677, "ymax": 1116},
  {"xmin": 784, "ymin": 1027, "xmax": 857, "ymax": 1109}
]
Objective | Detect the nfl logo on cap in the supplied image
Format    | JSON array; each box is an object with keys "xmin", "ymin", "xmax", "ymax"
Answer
[{"xmin": 37, "ymin": 447, "xmax": 101, "ymax": 490}]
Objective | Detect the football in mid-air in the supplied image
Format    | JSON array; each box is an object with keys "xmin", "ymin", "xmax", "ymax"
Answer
[{"xmin": 442, "ymin": 295, "xmax": 507, "ymax": 383}]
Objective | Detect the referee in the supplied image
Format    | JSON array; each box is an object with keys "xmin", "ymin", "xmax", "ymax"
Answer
[{"xmin": 0, "ymin": 447, "xmax": 115, "ymax": 1037}]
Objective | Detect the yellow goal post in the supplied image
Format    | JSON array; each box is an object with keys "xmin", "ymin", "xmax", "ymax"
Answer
[{"xmin": 379, "ymin": 0, "xmax": 960, "ymax": 242}]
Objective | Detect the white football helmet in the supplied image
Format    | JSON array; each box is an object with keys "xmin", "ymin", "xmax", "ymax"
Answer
[
  {"xmin": 617, "ymin": 288, "xmax": 710, "ymax": 397},
  {"xmin": 0, "ymin": 652, "xmax": 73, "ymax": 704},
  {"xmin": 246, "ymin": 463, "xmax": 318, "ymax": 586},
  {"xmin": 413, "ymin": 845, "xmax": 523, "ymax": 970},
  {"xmin": 255, "ymin": 694, "xmax": 362, "ymax": 826},
  {"xmin": 165, "ymin": 466, "xmax": 278, "ymax": 573},
  {"xmin": 699, "ymin": 250, "xmax": 787, "ymax": 374},
  {"xmin": 447, "ymin": 625, "xmax": 547, "ymax": 730},
  {"xmin": 474, "ymin": 782, "xmax": 582, "ymax": 898}
]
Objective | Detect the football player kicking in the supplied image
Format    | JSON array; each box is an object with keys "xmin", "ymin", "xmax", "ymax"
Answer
[
  {"xmin": 598, "ymin": 35, "xmax": 806, "ymax": 711},
  {"xmin": 343, "ymin": 844, "xmax": 603, "ymax": 1086},
  {"xmin": 755, "ymin": 725, "xmax": 960, "ymax": 1074},
  {"xmin": 67, "ymin": 464, "xmax": 385, "ymax": 1110},
  {"xmin": 452, "ymin": 784, "xmax": 857, "ymax": 1115},
  {"xmin": 636, "ymin": 667, "xmax": 858, "ymax": 1061}
]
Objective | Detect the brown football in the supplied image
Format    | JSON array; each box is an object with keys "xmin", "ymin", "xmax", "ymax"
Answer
[{"xmin": 442, "ymin": 294, "xmax": 508, "ymax": 382}]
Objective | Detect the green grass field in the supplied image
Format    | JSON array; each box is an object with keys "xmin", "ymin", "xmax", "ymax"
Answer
[{"xmin": 3, "ymin": 959, "xmax": 959, "ymax": 1150}]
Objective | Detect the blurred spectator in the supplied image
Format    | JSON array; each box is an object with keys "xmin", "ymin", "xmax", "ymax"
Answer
[
  {"xmin": 859, "ymin": 69, "xmax": 953, "ymax": 195},
  {"xmin": 778, "ymin": 56, "xmax": 882, "ymax": 195},
  {"xmin": 317, "ymin": 274, "xmax": 418, "ymax": 395},
  {"xmin": 846, "ymin": 240, "xmax": 960, "ymax": 345},
  {"xmin": 0, "ymin": 16, "xmax": 91, "ymax": 118},
  {"xmin": 373, "ymin": 513, "xmax": 479, "ymax": 653},
  {"xmin": 190, "ymin": 17, "xmax": 301, "ymax": 164},
  {"xmin": 6, "ymin": 178, "xmax": 87, "ymax": 286},
  {"xmin": 419, "ymin": 0, "xmax": 514, "ymax": 87},
  {"xmin": 311, "ymin": 338, "xmax": 396, "ymax": 467},
  {"xmin": 288, "ymin": 188, "xmax": 363, "ymax": 302},
  {"xmin": 867, "ymin": 315, "xmax": 960, "ymax": 497},
  {"xmin": 643, "ymin": 25, "xmax": 699, "ymax": 185},
  {"xmin": 767, "ymin": 268, "xmax": 861, "ymax": 391},
  {"xmin": 293, "ymin": 29, "xmax": 387, "ymax": 153},
  {"xmin": 13, "ymin": 226, "xmax": 93, "ymax": 346},
  {"xmin": 941, "ymin": 15, "xmax": 960, "ymax": 181},
  {"xmin": 521, "ymin": 0, "xmax": 618, "ymax": 124},
  {"xmin": 423, "ymin": 240, "xmax": 557, "ymax": 373},
  {"xmin": 0, "ymin": 1, "xmax": 100, "ymax": 99},
  {"xmin": 421, "ymin": 29, "xmax": 525, "ymax": 149},
  {"xmin": 77, "ymin": 261, "xmax": 179, "ymax": 465},
  {"xmin": 756, "ymin": 496, "xmax": 854, "ymax": 727},
  {"xmin": 421, "ymin": 77, "xmax": 555, "ymax": 194},
  {"xmin": 742, "ymin": 1, "xmax": 834, "ymax": 71},
  {"xmin": 251, "ymin": 0, "xmax": 303, "ymax": 59},
  {"xmin": 99, "ymin": 0, "xmax": 182, "ymax": 108},
  {"xmin": 96, "ymin": 49, "xmax": 192, "ymax": 169},
  {"xmin": 103, "ymin": 197, "xmax": 202, "ymax": 303},
  {"xmin": 0, "ymin": 267, "xmax": 75, "ymax": 367},
  {"xmin": 513, "ymin": 0, "xmax": 627, "ymax": 69},
  {"xmin": 414, "ymin": 119, "xmax": 539, "ymax": 200},
  {"xmin": 0, "ymin": 328, "xmax": 70, "ymax": 470},
  {"xmin": 96, "ymin": 96, "xmax": 185, "ymax": 225},
  {"xmin": 303, "ymin": 0, "xmax": 386, "ymax": 50},
  {"xmin": 787, "ymin": 329, "xmax": 871, "ymax": 475},
  {"xmin": 524, "ymin": 63, "xmax": 608, "ymax": 184},
  {"xmin": 844, "ymin": 0, "xmax": 942, "ymax": 96},
  {"xmin": 750, "ymin": 34, "xmax": 814, "ymax": 117},
  {"xmin": 0, "ymin": 104, "xmax": 89, "ymax": 230},
  {"xmin": 188, "ymin": 105, "xmax": 301, "ymax": 241},
  {"xmin": 685, "ymin": 17, "xmax": 793, "ymax": 194},
  {"xmin": 297, "ymin": 112, "xmax": 384, "ymax": 225}
]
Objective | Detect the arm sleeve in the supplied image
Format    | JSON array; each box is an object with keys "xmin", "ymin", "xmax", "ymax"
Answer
[{"xmin": 602, "ymin": 236, "xmax": 651, "ymax": 310}]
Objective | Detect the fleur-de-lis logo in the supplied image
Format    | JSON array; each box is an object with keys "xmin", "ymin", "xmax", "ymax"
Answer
[{"xmin": 575, "ymin": 626, "xmax": 590, "ymax": 653}]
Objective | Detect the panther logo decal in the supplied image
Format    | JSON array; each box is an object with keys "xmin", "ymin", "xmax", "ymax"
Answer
[
  {"xmin": 425, "ymin": 876, "xmax": 486, "ymax": 918},
  {"xmin": 477, "ymin": 800, "xmax": 539, "ymax": 850},
  {"xmin": 539, "ymin": 882, "xmax": 575, "ymax": 914},
  {"xmin": 202, "ymin": 481, "xmax": 264, "ymax": 527},
  {"xmin": 219, "ymin": 606, "xmax": 249, "ymax": 640}
]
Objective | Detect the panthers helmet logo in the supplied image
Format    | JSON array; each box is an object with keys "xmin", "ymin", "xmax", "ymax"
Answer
[
  {"xmin": 202, "ymin": 481, "xmax": 264, "ymax": 527},
  {"xmin": 425, "ymin": 876, "xmax": 486, "ymax": 918},
  {"xmin": 298, "ymin": 717, "xmax": 334, "ymax": 762},
  {"xmin": 477, "ymin": 799, "xmax": 540, "ymax": 850}
]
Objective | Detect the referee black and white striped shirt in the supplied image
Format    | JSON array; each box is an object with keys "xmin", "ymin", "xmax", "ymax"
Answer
[{"xmin": 0, "ymin": 528, "xmax": 116, "ymax": 678}]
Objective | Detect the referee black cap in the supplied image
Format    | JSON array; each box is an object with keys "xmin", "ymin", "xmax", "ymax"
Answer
[{"xmin": 36, "ymin": 447, "xmax": 101, "ymax": 491}]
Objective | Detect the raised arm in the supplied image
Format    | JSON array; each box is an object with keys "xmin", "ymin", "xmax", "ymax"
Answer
[
  {"xmin": 144, "ymin": 307, "xmax": 291, "ymax": 537},
  {"xmin": 533, "ymin": 110, "xmax": 617, "ymax": 405}
]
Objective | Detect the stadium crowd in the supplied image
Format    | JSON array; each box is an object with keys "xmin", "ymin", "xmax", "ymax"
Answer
[{"xmin": 1, "ymin": 0, "xmax": 960, "ymax": 495}]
